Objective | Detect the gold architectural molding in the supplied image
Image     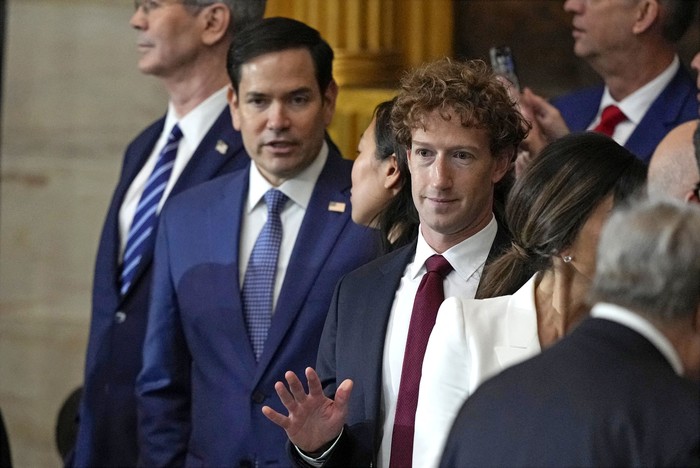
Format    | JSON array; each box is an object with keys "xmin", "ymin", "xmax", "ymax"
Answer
[{"xmin": 264, "ymin": 0, "xmax": 453, "ymax": 157}]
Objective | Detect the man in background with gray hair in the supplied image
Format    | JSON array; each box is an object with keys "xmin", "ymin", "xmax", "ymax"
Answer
[
  {"xmin": 70, "ymin": 2, "xmax": 266, "ymax": 466},
  {"xmin": 441, "ymin": 197, "xmax": 700, "ymax": 467}
]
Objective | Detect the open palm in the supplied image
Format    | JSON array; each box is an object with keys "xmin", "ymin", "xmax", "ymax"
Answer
[{"xmin": 262, "ymin": 367, "xmax": 353, "ymax": 454}]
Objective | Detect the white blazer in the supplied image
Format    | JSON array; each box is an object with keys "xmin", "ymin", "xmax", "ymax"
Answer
[{"xmin": 413, "ymin": 274, "xmax": 542, "ymax": 468}]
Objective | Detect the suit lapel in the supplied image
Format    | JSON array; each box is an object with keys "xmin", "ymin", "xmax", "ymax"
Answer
[
  {"xmin": 254, "ymin": 152, "xmax": 353, "ymax": 376},
  {"xmin": 120, "ymin": 109, "xmax": 242, "ymax": 304},
  {"xmin": 475, "ymin": 220, "xmax": 511, "ymax": 298},
  {"xmin": 494, "ymin": 276, "xmax": 540, "ymax": 368},
  {"xmin": 170, "ymin": 109, "xmax": 243, "ymax": 192},
  {"xmin": 108, "ymin": 119, "xmax": 164, "ymax": 304},
  {"xmin": 625, "ymin": 66, "xmax": 695, "ymax": 162},
  {"xmin": 365, "ymin": 241, "xmax": 417, "ymax": 439},
  {"xmin": 119, "ymin": 119, "xmax": 165, "ymax": 203},
  {"xmin": 204, "ymin": 168, "xmax": 258, "ymax": 370}
]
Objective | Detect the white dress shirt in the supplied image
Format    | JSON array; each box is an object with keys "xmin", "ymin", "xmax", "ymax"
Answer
[
  {"xmin": 591, "ymin": 302, "xmax": 684, "ymax": 375},
  {"xmin": 238, "ymin": 143, "xmax": 328, "ymax": 313},
  {"xmin": 588, "ymin": 55, "xmax": 679, "ymax": 145},
  {"xmin": 296, "ymin": 217, "xmax": 498, "ymax": 467},
  {"xmin": 118, "ymin": 87, "xmax": 229, "ymax": 257},
  {"xmin": 378, "ymin": 217, "xmax": 497, "ymax": 468}
]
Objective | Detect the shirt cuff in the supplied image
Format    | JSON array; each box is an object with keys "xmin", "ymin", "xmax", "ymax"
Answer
[{"xmin": 294, "ymin": 427, "xmax": 344, "ymax": 466}]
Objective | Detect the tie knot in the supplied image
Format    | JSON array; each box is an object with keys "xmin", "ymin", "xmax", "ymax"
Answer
[
  {"xmin": 264, "ymin": 189, "xmax": 288, "ymax": 216},
  {"xmin": 425, "ymin": 254, "xmax": 453, "ymax": 278},
  {"xmin": 168, "ymin": 124, "xmax": 183, "ymax": 143},
  {"xmin": 601, "ymin": 105, "xmax": 625, "ymax": 122}
]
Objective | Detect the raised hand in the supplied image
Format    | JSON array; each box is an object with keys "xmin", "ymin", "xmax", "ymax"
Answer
[
  {"xmin": 521, "ymin": 88, "xmax": 570, "ymax": 142},
  {"xmin": 262, "ymin": 367, "xmax": 353, "ymax": 454}
]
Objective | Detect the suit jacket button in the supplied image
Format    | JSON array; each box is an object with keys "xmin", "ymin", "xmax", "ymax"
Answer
[
  {"xmin": 251, "ymin": 390, "xmax": 265, "ymax": 404},
  {"xmin": 114, "ymin": 311, "xmax": 126, "ymax": 323}
]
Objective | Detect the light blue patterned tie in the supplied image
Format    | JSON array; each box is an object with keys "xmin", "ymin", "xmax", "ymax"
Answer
[
  {"xmin": 242, "ymin": 189, "xmax": 288, "ymax": 361},
  {"xmin": 120, "ymin": 124, "xmax": 182, "ymax": 296}
]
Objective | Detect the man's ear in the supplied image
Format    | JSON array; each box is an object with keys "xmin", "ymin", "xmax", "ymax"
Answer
[
  {"xmin": 200, "ymin": 3, "xmax": 230, "ymax": 46},
  {"xmin": 684, "ymin": 189, "xmax": 700, "ymax": 204},
  {"xmin": 383, "ymin": 155, "xmax": 403, "ymax": 195},
  {"xmin": 632, "ymin": 0, "xmax": 659, "ymax": 35},
  {"xmin": 227, "ymin": 85, "xmax": 241, "ymax": 131}
]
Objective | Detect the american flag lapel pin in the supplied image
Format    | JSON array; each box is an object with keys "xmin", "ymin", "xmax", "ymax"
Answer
[
  {"xmin": 215, "ymin": 140, "xmax": 229, "ymax": 154},
  {"xmin": 328, "ymin": 201, "xmax": 346, "ymax": 213}
]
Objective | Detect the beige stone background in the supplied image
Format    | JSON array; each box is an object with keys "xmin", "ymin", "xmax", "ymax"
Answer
[
  {"xmin": 0, "ymin": 1, "xmax": 697, "ymax": 467},
  {"xmin": 1, "ymin": 1, "xmax": 166, "ymax": 466}
]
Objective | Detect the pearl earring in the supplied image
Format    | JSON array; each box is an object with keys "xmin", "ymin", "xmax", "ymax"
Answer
[{"xmin": 562, "ymin": 255, "xmax": 572, "ymax": 263}]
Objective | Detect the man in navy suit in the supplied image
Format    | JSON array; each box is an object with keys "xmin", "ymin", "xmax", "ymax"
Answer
[
  {"xmin": 71, "ymin": 1, "xmax": 266, "ymax": 467},
  {"xmin": 263, "ymin": 58, "xmax": 530, "ymax": 466},
  {"xmin": 441, "ymin": 198, "xmax": 700, "ymax": 467},
  {"xmin": 521, "ymin": 0, "xmax": 698, "ymax": 164},
  {"xmin": 136, "ymin": 17, "xmax": 380, "ymax": 467}
]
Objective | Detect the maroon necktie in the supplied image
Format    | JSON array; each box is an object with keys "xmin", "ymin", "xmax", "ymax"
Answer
[
  {"xmin": 593, "ymin": 105, "xmax": 627, "ymax": 137},
  {"xmin": 389, "ymin": 255, "xmax": 454, "ymax": 468}
]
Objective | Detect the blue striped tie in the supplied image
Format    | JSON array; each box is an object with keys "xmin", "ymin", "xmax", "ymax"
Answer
[
  {"xmin": 120, "ymin": 124, "xmax": 183, "ymax": 296},
  {"xmin": 242, "ymin": 189, "xmax": 288, "ymax": 361}
]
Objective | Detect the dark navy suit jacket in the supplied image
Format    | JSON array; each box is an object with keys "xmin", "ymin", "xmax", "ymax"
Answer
[
  {"xmin": 290, "ymin": 225, "xmax": 511, "ymax": 466},
  {"xmin": 553, "ymin": 65, "xmax": 698, "ymax": 164},
  {"xmin": 440, "ymin": 317, "xmax": 700, "ymax": 467},
  {"xmin": 136, "ymin": 148, "xmax": 381, "ymax": 467},
  {"xmin": 73, "ymin": 108, "xmax": 249, "ymax": 467}
]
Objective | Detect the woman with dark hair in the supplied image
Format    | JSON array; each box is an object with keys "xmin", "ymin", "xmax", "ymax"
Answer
[
  {"xmin": 351, "ymin": 99, "xmax": 418, "ymax": 252},
  {"xmin": 413, "ymin": 132, "xmax": 647, "ymax": 467}
]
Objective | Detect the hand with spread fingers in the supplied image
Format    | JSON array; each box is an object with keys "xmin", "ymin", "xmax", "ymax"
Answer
[{"xmin": 262, "ymin": 367, "xmax": 353, "ymax": 454}]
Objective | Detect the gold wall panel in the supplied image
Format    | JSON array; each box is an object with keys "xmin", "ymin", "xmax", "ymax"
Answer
[
  {"xmin": 264, "ymin": 0, "xmax": 453, "ymax": 157},
  {"xmin": 328, "ymin": 87, "xmax": 398, "ymax": 159}
]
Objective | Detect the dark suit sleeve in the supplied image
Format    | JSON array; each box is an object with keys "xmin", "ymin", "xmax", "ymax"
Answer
[
  {"xmin": 316, "ymin": 279, "xmax": 342, "ymax": 400},
  {"xmin": 286, "ymin": 276, "xmax": 374, "ymax": 467},
  {"xmin": 285, "ymin": 280, "xmax": 346, "ymax": 467},
  {"xmin": 136, "ymin": 211, "xmax": 191, "ymax": 467}
]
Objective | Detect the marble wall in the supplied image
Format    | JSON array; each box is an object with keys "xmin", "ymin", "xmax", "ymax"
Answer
[{"xmin": 1, "ymin": 1, "xmax": 166, "ymax": 466}]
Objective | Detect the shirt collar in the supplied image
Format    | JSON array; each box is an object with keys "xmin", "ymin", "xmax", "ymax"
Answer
[
  {"xmin": 599, "ymin": 55, "xmax": 679, "ymax": 125},
  {"xmin": 163, "ymin": 86, "xmax": 228, "ymax": 148},
  {"xmin": 591, "ymin": 302, "xmax": 684, "ymax": 376},
  {"xmin": 247, "ymin": 141, "xmax": 329, "ymax": 213},
  {"xmin": 409, "ymin": 215, "xmax": 497, "ymax": 281}
]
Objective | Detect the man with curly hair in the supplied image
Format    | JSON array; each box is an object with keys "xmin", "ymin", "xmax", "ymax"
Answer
[{"xmin": 263, "ymin": 57, "xmax": 529, "ymax": 467}]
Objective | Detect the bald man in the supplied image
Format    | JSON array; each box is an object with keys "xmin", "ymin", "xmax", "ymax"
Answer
[{"xmin": 648, "ymin": 120, "xmax": 700, "ymax": 202}]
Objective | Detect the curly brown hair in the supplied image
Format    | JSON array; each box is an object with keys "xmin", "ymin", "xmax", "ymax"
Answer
[{"xmin": 391, "ymin": 57, "xmax": 529, "ymax": 160}]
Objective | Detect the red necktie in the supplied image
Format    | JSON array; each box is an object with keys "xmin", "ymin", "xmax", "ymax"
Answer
[
  {"xmin": 390, "ymin": 255, "xmax": 454, "ymax": 468},
  {"xmin": 593, "ymin": 105, "xmax": 627, "ymax": 137}
]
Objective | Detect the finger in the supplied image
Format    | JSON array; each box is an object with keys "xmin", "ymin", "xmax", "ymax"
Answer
[
  {"xmin": 305, "ymin": 367, "xmax": 324, "ymax": 396},
  {"xmin": 261, "ymin": 405, "xmax": 290, "ymax": 430},
  {"xmin": 274, "ymin": 380, "xmax": 298, "ymax": 410},
  {"xmin": 285, "ymin": 370, "xmax": 308, "ymax": 402},
  {"xmin": 333, "ymin": 378, "xmax": 354, "ymax": 409}
]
